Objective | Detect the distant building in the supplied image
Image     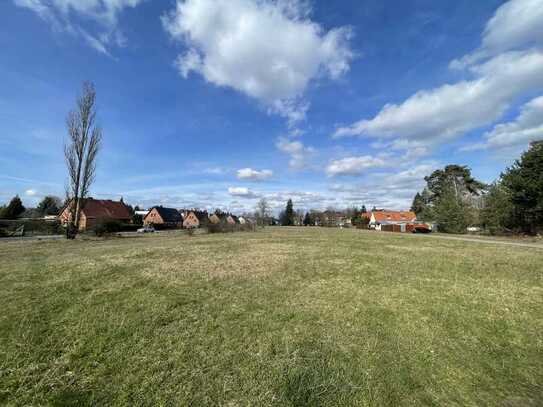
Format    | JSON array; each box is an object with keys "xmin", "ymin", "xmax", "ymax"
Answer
[
  {"xmin": 369, "ymin": 211, "xmax": 417, "ymax": 231},
  {"xmin": 182, "ymin": 211, "xmax": 200, "ymax": 229},
  {"xmin": 144, "ymin": 206, "xmax": 182, "ymax": 228},
  {"xmin": 58, "ymin": 198, "xmax": 132, "ymax": 231},
  {"xmin": 208, "ymin": 213, "xmax": 221, "ymax": 224}
]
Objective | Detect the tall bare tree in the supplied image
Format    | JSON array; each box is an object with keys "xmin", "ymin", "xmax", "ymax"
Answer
[
  {"xmin": 64, "ymin": 81, "xmax": 102, "ymax": 237},
  {"xmin": 255, "ymin": 198, "xmax": 270, "ymax": 227}
]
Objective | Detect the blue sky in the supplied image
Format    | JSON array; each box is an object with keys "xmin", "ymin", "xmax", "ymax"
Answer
[{"xmin": 1, "ymin": 0, "xmax": 542, "ymax": 213}]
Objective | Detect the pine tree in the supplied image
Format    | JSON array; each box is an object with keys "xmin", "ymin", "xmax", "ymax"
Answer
[
  {"xmin": 434, "ymin": 187, "xmax": 469, "ymax": 234},
  {"xmin": 281, "ymin": 199, "xmax": 295, "ymax": 226},
  {"xmin": 1, "ymin": 195, "xmax": 25, "ymax": 219},
  {"xmin": 303, "ymin": 212, "xmax": 312, "ymax": 226},
  {"xmin": 411, "ymin": 192, "xmax": 424, "ymax": 215},
  {"xmin": 481, "ymin": 182, "xmax": 514, "ymax": 234},
  {"xmin": 37, "ymin": 196, "xmax": 62, "ymax": 216},
  {"xmin": 501, "ymin": 141, "xmax": 543, "ymax": 234}
]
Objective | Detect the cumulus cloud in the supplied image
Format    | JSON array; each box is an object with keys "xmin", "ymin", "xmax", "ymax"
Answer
[
  {"xmin": 276, "ymin": 137, "xmax": 316, "ymax": 169},
  {"xmin": 334, "ymin": 50, "xmax": 543, "ymax": 142},
  {"xmin": 326, "ymin": 155, "xmax": 387, "ymax": 177},
  {"xmin": 236, "ymin": 168, "xmax": 273, "ymax": 181},
  {"xmin": 14, "ymin": 0, "xmax": 143, "ymax": 54},
  {"xmin": 334, "ymin": 0, "xmax": 543, "ymax": 154},
  {"xmin": 162, "ymin": 0, "xmax": 354, "ymax": 123},
  {"xmin": 462, "ymin": 95, "xmax": 543, "ymax": 151},
  {"xmin": 25, "ymin": 189, "xmax": 37, "ymax": 196},
  {"xmin": 228, "ymin": 186, "xmax": 259, "ymax": 198},
  {"xmin": 451, "ymin": 0, "xmax": 543, "ymax": 69}
]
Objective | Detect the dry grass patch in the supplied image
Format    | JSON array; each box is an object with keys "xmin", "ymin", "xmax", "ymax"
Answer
[{"xmin": 1, "ymin": 227, "xmax": 542, "ymax": 406}]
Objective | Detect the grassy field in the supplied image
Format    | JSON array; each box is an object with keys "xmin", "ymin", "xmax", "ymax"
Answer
[{"xmin": 1, "ymin": 227, "xmax": 542, "ymax": 406}]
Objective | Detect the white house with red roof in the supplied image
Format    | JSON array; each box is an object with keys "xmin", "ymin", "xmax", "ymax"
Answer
[{"xmin": 369, "ymin": 210, "xmax": 417, "ymax": 231}]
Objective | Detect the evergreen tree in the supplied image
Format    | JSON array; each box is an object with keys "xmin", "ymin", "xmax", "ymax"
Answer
[
  {"xmin": 425, "ymin": 165, "xmax": 486, "ymax": 203},
  {"xmin": 361, "ymin": 205, "xmax": 367, "ymax": 213},
  {"xmin": 37, "ymin": 196, "xmax": 62, "ymax": 216},
  {"xmin": 481, "ymin": 182, "xmax": 514, "ymax": 234},
  {"xmin": 303, "ymin": 212, "xmax": 312, "ymax": 226},
  {"xmin": 281, "ymin": 199, "xmax": 295, "ymax": 226},
  {"xmin": 434, "ymin": 187, "xmax": 469, "ymax": 233},
  {"xmin": 501, "ymin": 141, "xmax": 543, "ymax": 234},
  {"xmin": 1, "ymin": 195, "xmax": 25, "ymax": 219},
  {"xmin": 411, "ymin": 192, "xmax": 425, "ymax": 215}
]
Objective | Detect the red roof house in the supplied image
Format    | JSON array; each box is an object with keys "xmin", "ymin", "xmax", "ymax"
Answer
[{"xmin": 59, "ymin": 198, "xmax": 132, "ymax": 231}]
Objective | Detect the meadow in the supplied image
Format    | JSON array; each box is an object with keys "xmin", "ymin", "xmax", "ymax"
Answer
[{"xmin": 1, "ymin": 227, "xmax": 542, "ymax": 406}]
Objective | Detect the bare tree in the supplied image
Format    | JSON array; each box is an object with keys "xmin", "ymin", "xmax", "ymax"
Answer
[
  {"xmin": 255, "ymin": 198, "xmax": 270, "ymax": 227},
  {"xmin": 64, "ymin": 82, "xmax": 102, "ymax": 238}
]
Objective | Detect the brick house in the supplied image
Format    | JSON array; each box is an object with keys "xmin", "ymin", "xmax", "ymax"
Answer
[
  {"xmin": 181, "ymin": 209, "xmax": 210, "ymax": 229},
  {"xmin": 144, "ymin": 206, "xmax": 182, "ymax": 228},
  {"xmin": 182, "ymin": 211, "xmax": 200, "ymax": 229},
  {"xmin": 208, "ymin": 213, "xmax": 221, "ymax": 224},
  {"xmin": 58, "ymin": 198, "xmax": 132, "ymax": 231}
]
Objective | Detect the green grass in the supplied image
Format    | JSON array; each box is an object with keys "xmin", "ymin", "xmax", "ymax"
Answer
[{"xmin": 1, "ymin": 227, "xmax": 542, "ymax": 406}]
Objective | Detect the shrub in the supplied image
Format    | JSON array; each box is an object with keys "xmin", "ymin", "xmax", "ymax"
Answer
[
  {"xmin": 207, "ymin": 222, "xmax": 227, "ymax": 234},
  {"xmin": 93, "ymin": 218, "xmax": 122, "ymax": 237}
]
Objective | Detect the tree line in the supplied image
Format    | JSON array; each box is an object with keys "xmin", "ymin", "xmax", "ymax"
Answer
[{"xmin": 411, "ymin": 141, "xmax": 543, "ymax": 235}]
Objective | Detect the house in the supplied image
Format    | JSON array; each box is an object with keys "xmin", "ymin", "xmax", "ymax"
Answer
[
  {"xmin": 226, "ymin": 215, "xmax": 237, "ymax": 225},
  {"xmin": 238, "ymin": 216, "xmax": 246, "ymax": 225},
  {"xmin": 144, "ymin": 206, "xmax": 182, "ymax": 227},
  {"xmin": 58, "ymin": 198, "xmax": 132, "ymax": 231},
  {"xmin": 369, "ymin": 210, "xmax": 417, "ymax": 231},
  {"xmin": 182, "ymin": 211, "xmax": 200, "ymax": 229},
  {"xmin": 208, "ymin": 213, "xmax": 221, "ymax": 224}
]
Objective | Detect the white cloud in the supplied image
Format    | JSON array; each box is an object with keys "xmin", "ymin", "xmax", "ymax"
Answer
[
  {"xmin": 463, "ymin": 95, "xmax": 543, "ymax": 151},
  {"xmin": 228, "ymin": 186, "xmax": 259, "ymax": 198},
  {"xmin": 236, "ymin": 168, "xmax": 273, "ymax": 181},
  {"xmin": 334, "ymin": 49, "xmax": 543, "ymax": 143},
  {"xmin": 334, "ymin": 0, "xmax": 543, "ymax": 154},
  {"xmin": 162, "ymin": 0, "xmax": 354, "ymax": 123},
  {"xmin": 25, "ymin": 189, "xmax": 37, "ymax": 196},
  {"xmin": 276, "ymin": 137, "xmax": 315, "ymax": 169},
  {"xmin": 325, "ymin": 155, "xmax": 387, "ymax": 177},
  {"xmin": 451, "ymin": 0, "xmax": 543, "ymax": 69},
  {"xmin": 14, "ymin": 0, "xmax": 144, "ymax": 54}
]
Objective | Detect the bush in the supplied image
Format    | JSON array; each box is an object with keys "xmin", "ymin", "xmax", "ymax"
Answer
[
  {"xmin": 207, "ymin": 221, "xmax": 256, "ymax": 234},
  {"xmin": 207, "ymin": 222, "xmax": 228, "ymax": 234},
  {"xmin": 93, "ymin": 218, "xmax": 122, "ymax": 237}
]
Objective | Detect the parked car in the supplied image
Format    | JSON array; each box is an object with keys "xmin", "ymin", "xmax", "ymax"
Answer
[
  {"xmin": 412, "ymin": 225, "xmax": 431, "ymax": 233},
  {"xmin": 137, "ymin": 226, "xmax": 156, "ymax": 233}
]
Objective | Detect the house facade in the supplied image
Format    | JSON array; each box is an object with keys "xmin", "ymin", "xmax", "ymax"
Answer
[
  {"xmin": 208, "ymin": 213, "xmax": 221, "ymax": 224},
  {"xmin": 58, "ymin": 198, "xmax": 132, "ymax": 231},
  {"xmin": 182, "ymin": 211, "xmax": 200, "ymax": 229},
  {"xmin": 369, "ymin": 211, "xmax": 417, "ymax": 231},
  {"xmin": 144, "ymin": 206, "xmax": 183, "ymax": 227}
]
